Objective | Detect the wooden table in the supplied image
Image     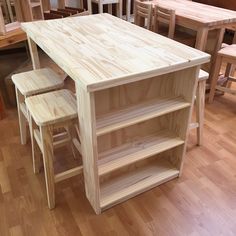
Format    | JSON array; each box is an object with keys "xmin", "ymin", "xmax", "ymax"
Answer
[
  {"xmin": 21, "ymin": 13, "xmax": 209, "ymax": 214},
  {"xmin": 146, "ymin": 0, "xmax": 236, "ymax": 83}
]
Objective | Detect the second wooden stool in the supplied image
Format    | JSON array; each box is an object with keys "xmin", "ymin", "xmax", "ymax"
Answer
[{"xmin": 26, "ymin": 89, "xmax": 82, "ymax": 209}]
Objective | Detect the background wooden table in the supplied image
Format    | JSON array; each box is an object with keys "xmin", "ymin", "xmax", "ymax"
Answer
[{"xmin": 147, "ymin": 0, "xmax": 236, "ymax": 84}]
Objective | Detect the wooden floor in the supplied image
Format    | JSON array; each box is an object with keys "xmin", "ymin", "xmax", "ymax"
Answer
[{"xmin": 1, "ymin": 52, "xmax": 236, "ymax": 236}]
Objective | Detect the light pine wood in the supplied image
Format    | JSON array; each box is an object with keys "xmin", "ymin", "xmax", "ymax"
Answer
[
  {"xmin": 100, "ymin": 158, "xmax": 180, "ymax": 209},
  {"xmin": 23, "ymin": 14, "xmax": 210, "ymax": 214},
  {"xmin": 12, "ymin": 68, "xmax": 64, "ymax": 145},
  {"xmin": 21, "ymin": 14, "xmax": 210, "ymax": 93},
  {"xmin": 96, "ymin": 96, "xmax": 190, "ymax": 136},
  {"xmin": 1, "ymin": 54, "xmax": 236, "ymax": 234},
  {"xmin": 98, "ymin": 130, "xmax": 185, "ymax": 176},
  {"xmin": 209, "ymin": 44, "xmax": 236, "ymax": 102},
  {"xmin": 134, "ymin": 0, "xmax": 153, "ymax": 30},
  {"xmin": 25, "ymin": 89, "xmax": 77, "ymax": 126},
  {"xmin": 26, "ymin": 89, "xmax": 82, "ymax": 209},
  {"xmin": 27, "ymin": 36, "xmax": 40, "ymax": 69},
  {"xmin": 189, "ymin": 69, "xmax": 209, "ymax": 146},
  {"xmin": 153, "ymin": 5, "xmax": 175, "ymax": 39},
  {"xmin": 12, "ymin": 68, "xmax": 64, "ymax": 96}
]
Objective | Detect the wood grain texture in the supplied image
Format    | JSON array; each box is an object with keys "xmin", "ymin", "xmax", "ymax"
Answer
[
  {"xmin": 25, "ymin": 89, "xmax": 77, "ymax": 126},
  {"xmin": 12, "ymin": 68, "xmax": 64, "ymax": 96},
  {"xmin": 1, "ymin": 56, "xmax": 236, "ymax": 234},
  {"xmin": 21, "ymin": 13, "xmax": 210, "ymax": 92},
  {"xmin": 147, "ymin": 0, "xmax": 236, "ymax": 28}
]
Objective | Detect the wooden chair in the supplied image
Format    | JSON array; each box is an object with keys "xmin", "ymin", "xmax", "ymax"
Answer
[
  {"xmin": 12, "ymin": 68, "xmax": 64, "ymax": 145},
  {"xmin": 209, "ymin": 44, "xmax": 236, "ymax": 103},
  {"xmin": 26, "ymin": 89, "xmax": 82, "ymax": 209},
  {"xmin": 134, "ymin": 0, "xmax": 152, "ymax": 30},
  {"xmin": 190, "ymin": 69, "xmax": 209, "ymax": 145},
  {"xmin": 153, "ymin": 5, "xmax": 175, "ymax": 39},
  {"xmin": 88, "ymin": 0, "xmax": 122, "ymax": 18},
  {"xmin": 20, "ymin": 0, "xmax": 44, "ymax": 21},
  {"xmin": 152, "ymin": 4, "xmax": 195, "ymax": 46}
]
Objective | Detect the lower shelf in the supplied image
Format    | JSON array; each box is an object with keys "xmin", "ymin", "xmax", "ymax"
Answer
[{"xmin": 100, "ymin": 158, "xmax": 179, "ymax": 210}]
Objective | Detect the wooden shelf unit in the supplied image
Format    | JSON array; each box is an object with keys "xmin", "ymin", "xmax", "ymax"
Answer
[{"xmin": 77, "ymin": 65, "xmax": 208, "ymax": 214}]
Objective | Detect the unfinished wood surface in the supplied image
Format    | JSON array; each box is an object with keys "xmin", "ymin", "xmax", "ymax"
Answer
[
  {"xmin": 209, "ymin": 44, "xmax": 236, "ymax": 102},
  {"xmin": 21, "ymin": 14, "xmax": 210, "ymax": 92},
  {"xmin": 12, "ymin": 68, "xmax": 64, "ymax": 96},
  {"xmin": 98, "ymin": 130, "xmax": 184, "ymax": 176},
  {"xmin": 96, "ymin": 96, "xmax": 190, "ymax": 136},
  {"xmin": 0, "ymin": 5, "xmax": 6, "ymax": 35},
  {"xmin": 100, "ymin": 157, "xmax": 179, "ymax": 210},
  {"xmin": 153, "ymin": 5, "xmax": 175, "ymax": 39},
  {"xmin": 134, "ymin": 0, "xmax": 153, "ymax": 30},
  {"xmin": 1, "ymin": 57, "xmax": 236, "ymax": 234},
  {"xmin": 25, "ymin": 89, "xmax": 77, "ymax": 126},
  {"xmin": 76, "ymin": 84, "xmax": 101, "ymax": 214}
]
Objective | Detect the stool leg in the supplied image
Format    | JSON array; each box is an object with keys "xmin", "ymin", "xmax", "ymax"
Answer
[
  {"xmin": 196, "ymin": 80, "xmax": 206, "ymax": 146},
  {"xmin": 67, "ymin": 122, "xmax": 78, "ymax": 159},
  {"xmin": 15, "ymin": 88, "xmax": 27, "ymax": 145},
  {"xmin": 209, "ymin": 55, "xmax": 222, "ymax": 103},
  {"xmin": 40, "ymin": 126, "xmax": 55, "ymax": 209},
  {"xmin": 29, "ymin": 115, "xmax": 42, "ymax": 174}
]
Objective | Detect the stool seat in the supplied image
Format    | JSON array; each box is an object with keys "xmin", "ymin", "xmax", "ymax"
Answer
[
  {"xmin": 26, "ymin": 89, "xmax": 77, "ymax": 126},
  {"xmin": 199, "ymin": 69, "xmax": 209, "ymax": 81},
  {"xmin": 12, "ymin": 68, "xmax": 64, "ymax": 96},
  {"xmin": 218, "ymin": 44, "xmax": 236, "ymax": 59}
]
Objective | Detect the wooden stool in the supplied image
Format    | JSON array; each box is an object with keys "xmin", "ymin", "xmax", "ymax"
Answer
[
  {"xmin": 189, "ymin": 69, "xmax": 208, "ymax": 145},
  {"xmin": 12, "ymin": 68, "xmax": 64, "ymax": 145},
  {"xmin": 26, "ymin": 89, "xmax": 82, "ymax": 209},
  {"xmin": 88, "ymin": 0, "xmax": 122, "ymax": 18},
  {"xmin": 209, "ymin": 44, "xmax": 236, "ymax": 103}
]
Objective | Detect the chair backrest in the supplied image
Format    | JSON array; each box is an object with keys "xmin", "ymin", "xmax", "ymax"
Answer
[
  {"xmin": 0, "ymin": 4, "xmax": 6, "ymax": 35},
  {"xmin": 134, "ymin": 0, "xmax": 152, "ymax": 30},
  {"xmin": 153, "ymin": 5, "xmax": 175, "ymax": 39}
]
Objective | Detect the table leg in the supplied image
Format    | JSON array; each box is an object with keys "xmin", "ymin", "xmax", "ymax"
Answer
[
  {"xmin": 27, "ymin": 36, "xmax": 40, "ymax": 70},
  {"xmin": 208, "ymin": 55, "xmax": 222, "ymax": 103},
  {"xmin": 195, "ymin": 27, "xmax": 208, "ymax": 51},
  {"xmin": 208, "ymin": 28, "xmax": 225, "ymax": 84}
]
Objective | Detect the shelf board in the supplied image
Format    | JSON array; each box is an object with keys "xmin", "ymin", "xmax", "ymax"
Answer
[
  {"xmin": 98, "ymin": 130, "xmax": 184, "ymax": 176},
  {"xmin": 96, "ymin": 96, "xmax": 190, "ymax": 136},
  {"xmin": 100, "ymin": 158, "xmax": 179, "ymax": 210}
]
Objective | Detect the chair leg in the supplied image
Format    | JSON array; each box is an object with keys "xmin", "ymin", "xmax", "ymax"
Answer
[
  {"xmin": 15, "ymin": 88, "xmax": 27, "ymax": 145},
  {"xmin": 209, "ymin": 56, "xmax": 222, "ymax": 103},
  {"xmin": 40, "ymin": 125, "xmax": 55, "ymax": 209},
  {"xmin": 116, "ymin": 0, "xmax": 122, "ymax": 18},
  {"xmin": 196, "ymin": 80, "xmax": 206, "ymax": 146},
  {"xmin": 29, "ymin": 115, "xmax": 42, "ymax": 174},
  {"xmin": 98, "ymin": 1, "xmax": 103, "ymax": 13}
]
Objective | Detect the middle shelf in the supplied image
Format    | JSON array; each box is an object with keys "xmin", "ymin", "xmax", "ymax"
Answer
[
  {"xmin": 98, "ymin": 129, "xmax": 184, "ymax": 176},
  {"xmin": 96, "ymin": 96, "xmax": 190, "ymax": 136}
]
